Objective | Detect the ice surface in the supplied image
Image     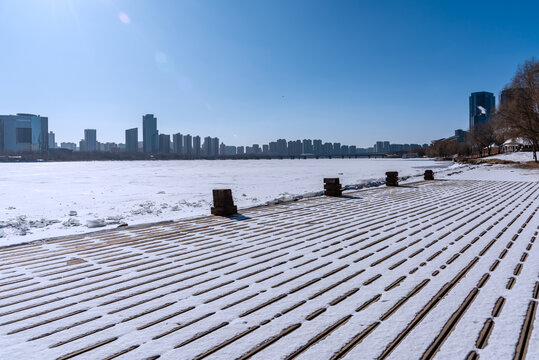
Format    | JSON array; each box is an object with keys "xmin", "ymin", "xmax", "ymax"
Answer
[{"xmin": 0, "ymin": 158, "xmax": 451, "ymax": 246}]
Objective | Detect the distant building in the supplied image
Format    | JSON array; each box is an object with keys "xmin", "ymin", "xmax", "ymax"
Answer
[
  {"xmin": 262, "ymin": 144, "xmax": 269, "ymax": 154},
  {"xmin": 183, "ymin": 134, "xmax": 192, "ymax": 155},
  {"xmin": 276, "ymin": 139, "xmax": 287, "ymax": 155},
  {"xmin": 173, "ymin": 133, "xmax": 183, "ymax": 154},
  {"xmin": 79, "ymin": 139, "xmax": 86, "ymax": 152},
  {"xmin": 237, "ymin": 146, "xmax": 245, "ymax": 155},
  {"xmin": 125, "ymin": 128, "xmax": 138, "ymax": 153},
  {"xmin": 60, "ymin": 142, "xmax": 77, "ymax": 151},
  {"xmin": 349, "ymin": 145, "xmax": 356, "ymax": 154},
  {"xmin": 322, "ymin": 142, "xmax": 332, "ymax": 155},
  {"xmin": 48, "ymin": 131, "xmax": 56, "ymax": 149},
  {"xmin": 103, "ymin": 142, "xmax": 119, "ymax": 152},
  {"xmin": 225, "ymin": 145, "xmax": 237, "ymax": 155},
  {"xmin": 142, "ymin": 114, "xmax": 158, "ymax": 153},
  {"xmin": 302, "ymin": 139, "xmax": 313, "ymax": 154},
  {"xmin": 374, "ymin": 141, "xmax": 390, "ymax": 153},
  {"xmin": 193, "ymin": 136, "xmax": 201, "ymax": 156},
  {"xmin": 313, "ymin": 139, "xmax": 322, "ymax": 156},
  {"xmin": 84, "ymin": 129, "xmax": 97, "ymax": 152},
  {"xmin": 269, "ymin": 141, "xmax": 277, "ymax": 155},
  {"xmin": 333, "ymin": 143, "xmax": 341, "ymax": 156},
  {"xmin": 0, "ymin": 113, "xmax": 48, "ymax": 152},
  {"xmin": 469, "ymin": 91, "xmax": 495, "ymax": 130},
  {"xmin": 158, "ymin": 134, "xmax": 170, "ymax": 153},
  {"xmin": 202, "ymin": 136, "xmax": 211, "ymax": 156},
  {"xmin": 454, "ymin": 129, "xmax": 467, "ymax": 143},
  {"xmin": 219, "ymin": 142, "xmax": 226, "ymax": 156},
  {"xmin": 211, "ymin": 137, "xmax": 220, "ymax": 156}
]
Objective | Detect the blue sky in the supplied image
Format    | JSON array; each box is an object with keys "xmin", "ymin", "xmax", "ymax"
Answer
[{"xmin": 0, "ymin": 0, "xmax": 537, "ymax": 147}]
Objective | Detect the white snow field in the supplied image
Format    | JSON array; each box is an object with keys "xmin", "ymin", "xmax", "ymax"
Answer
[
  {"xmin": 0, "ymin": 170, "xmax": 537, "ymax": 359},
  {"xmin": 0, "ymin": 158, "xmax": 452, "ymax": 246},
  {"xmin": 487, "ymin": 151, "xmax": 536, "ymax": 163}
]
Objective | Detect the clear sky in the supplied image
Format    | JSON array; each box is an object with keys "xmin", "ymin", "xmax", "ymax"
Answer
[{"xmin": 0, "ymin": 0, "xmax": 538, "ymax": 147}]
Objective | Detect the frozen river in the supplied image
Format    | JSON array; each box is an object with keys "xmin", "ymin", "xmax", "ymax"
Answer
[{"xmin": 0, "ymin": 158, "xmax": 452, "ymax": 245}]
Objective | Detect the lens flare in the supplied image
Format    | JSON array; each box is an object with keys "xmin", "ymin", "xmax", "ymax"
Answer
[{"xmin": 118, "ymin": 12, "xmax": 130, "ymax": 24}]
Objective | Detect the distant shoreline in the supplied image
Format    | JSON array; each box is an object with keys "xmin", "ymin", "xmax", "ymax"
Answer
[{"xmin": 0, "ymin": 152, "xmax": 399, "ymax": 163}]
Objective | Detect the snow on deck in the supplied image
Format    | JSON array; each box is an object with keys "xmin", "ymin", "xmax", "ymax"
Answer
[{"xmin": 0, "ymin": 179, "xmax": 537, "ymax": 359}]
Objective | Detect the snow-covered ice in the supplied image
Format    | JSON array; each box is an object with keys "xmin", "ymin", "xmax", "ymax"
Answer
[{"xmin": 0, "ymin": 158, "xmax": 452, "ymax": 246}]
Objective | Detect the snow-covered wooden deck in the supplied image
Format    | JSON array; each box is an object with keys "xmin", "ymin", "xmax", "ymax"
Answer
[{"xmin": 0, "ymin": 179, "xmax": 538, "ymax": 359}]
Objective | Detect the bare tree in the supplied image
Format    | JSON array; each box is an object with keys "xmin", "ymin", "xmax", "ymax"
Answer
[
  {"xmin": 498, "ymin": 58, "xmax": 539, "ymax": 162},
  {"xmin": 468, "ymin": 120, "xmax": 498, "ymax": 156}
]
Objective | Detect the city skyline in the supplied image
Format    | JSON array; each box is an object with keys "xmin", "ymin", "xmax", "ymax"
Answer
[{"xmin": 1, "ymin": 1, "xmax": 538, "ymax": 146}]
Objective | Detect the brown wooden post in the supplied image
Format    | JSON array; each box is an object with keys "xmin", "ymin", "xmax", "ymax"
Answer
[
  {"xmin": 424, "ymin": 170, "xmax": 434, "ymax": 180},
  {"xmin": 211, "ymin": 189, "xmax": 238, "ymax": 216},
  {"xmin": 385, "ymin": 172, "xmax": 399, "ymax": 186},
  {"xmin": 324, "ymin": 178, "xmax": 342, "ymax": 197}
]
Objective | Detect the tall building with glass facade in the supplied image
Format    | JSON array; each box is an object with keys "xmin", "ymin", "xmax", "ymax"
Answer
[
  {"xmin": 0, "ymin": 113, "xmax": 48, "ymax": 152},
  {"xmin": 142, "ymin": 114, "xmax": 158, "ymax": 153},
  {"xmin": 125, "ymin": 128, "xmax": 138, "ymax": 153},
  {"xmin": 469, "ymin": 92, "xmax": 495, "ymax": 130}
]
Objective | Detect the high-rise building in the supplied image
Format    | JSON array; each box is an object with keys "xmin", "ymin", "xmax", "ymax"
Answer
[
  {"xmin": 237, "ymin": 146, "xmax": 244, "ymax": 154},
  {"xmin": 48, "ymin": 131, "xmax": 56, "ymax": 149},
  {"xmin": 276, "ymin": 139, "xmax": 287, "ymax": 155},
  {"xmin": 333, "ymin": 143, "xmax": 341, "ymax": 155},
  {"xmin": 158, "ymin": 134, "xmax": 170, "ymax": 153},
  {"xmin": 269, "ymin": 141, "xmax": 277, "ymax": 155},
  {"xmin": 263, "ymin": 144, "xmax": 269, "ymax": 154},
  {"xmin": 0, "ymin": 113, "xmax": 48, "ymax": 152},
  {"xmin": 313, "ymin": 140, "xmax": 322, "ymax": 156},
  {"xmin": 349, "ymin": 145, "xmax": 356, "ymax": 155},
  {"xmin": 322, "ymin": 142, "xmax": 332, "ymax": 156},
  {"xmin": 142, "ymin": 114, "xmax": 158, "ymax": 153},
  {"xmin": 469, "ymin": 92, "xmax": 495, "ymax": 130},
  {"xmin": 374, "ymin": 141, "xmax": 390, "ymax": 153},
  {"xmin": 125, "ymin": 128, "xmax": 138, "ymax": 153},
  {"xmin": 211, "ymin": 137, "xmax": 220, "ymax": 156},
  {"xmin": 302, "ymin": 139, "xmax": 313, "ymax": 154},
  {"xmin": 84, "ymin": 129, "xmax": 97, "ymax": 152},
  {"xmin": 202, "ymin": 136, "xmax": 211, "ymax": 156},
  {"xmin": 193, "ymin": 136, "xmax": 201, "ymax": 156},
  {"xmin": 183, "ymin": 134, "xmax": 192, "ymax": 155},
  {"xmin": 225, "ymin": 145, "xmax": 237, "ymax": 155},
  {"xmin": 173, "ymin": 133, "xmax": 183, "ymax": 154}
]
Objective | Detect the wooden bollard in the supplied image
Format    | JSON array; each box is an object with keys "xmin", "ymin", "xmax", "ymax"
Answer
[
  {"xmin": 211, "ymin": 189, "xmax": 237, "ymax": 216},
  {"xmin": 324, "ymin": 178, "xmax": 342, "ymax": 197},
  {"xmin": 424, "ymin": 170, "xmax": 434, "ymax": 180},
  {"xmin": 385, "ymin": 171, "xmax": 399, "ymax": 186}
]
